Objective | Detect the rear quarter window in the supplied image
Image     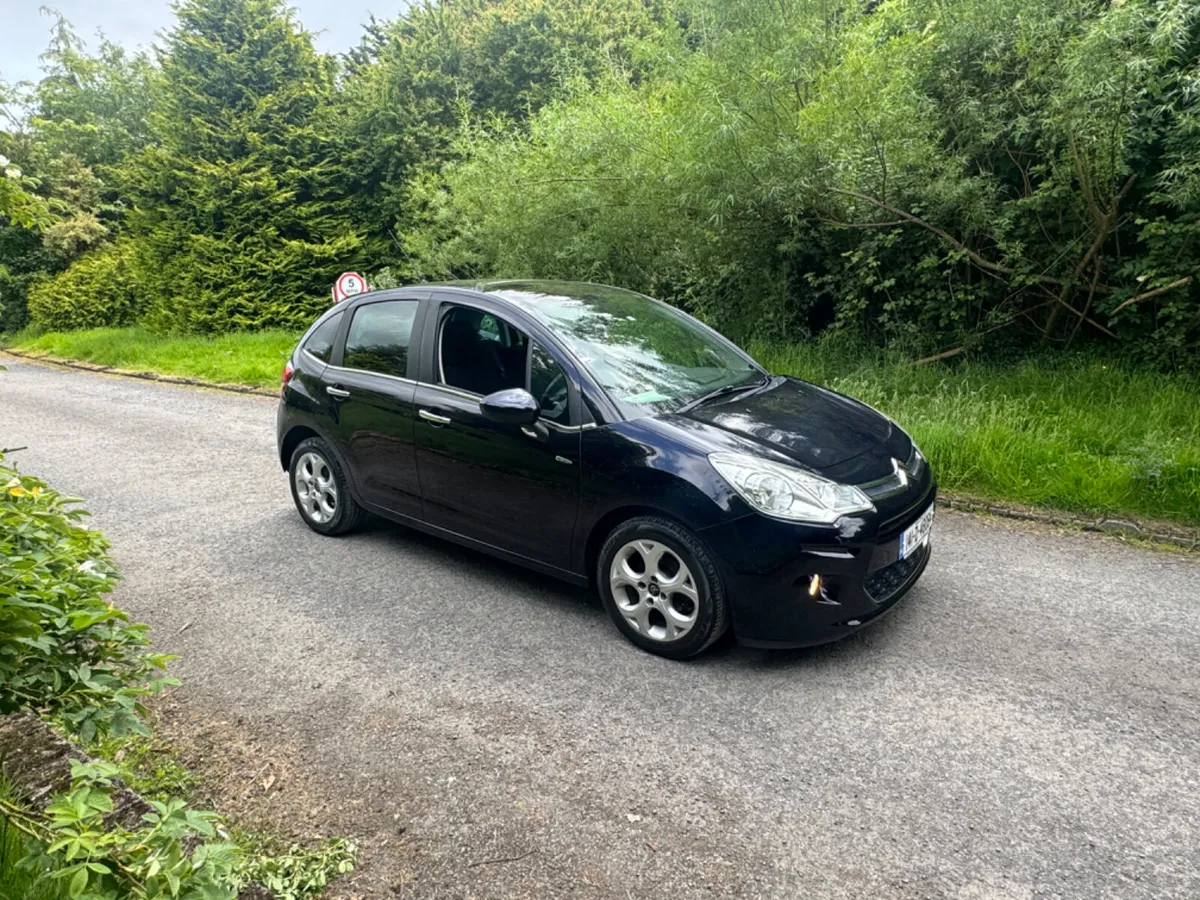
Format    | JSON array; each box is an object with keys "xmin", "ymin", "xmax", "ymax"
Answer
[{"xmin": 302, "ymin": 312, "xmax": 343, "ymax": 362}]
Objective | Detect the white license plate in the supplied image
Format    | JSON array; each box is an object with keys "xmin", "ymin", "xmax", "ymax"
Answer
[{"xmin": 899, "ymin": 504, "xmax": 935, "ymax": 560}]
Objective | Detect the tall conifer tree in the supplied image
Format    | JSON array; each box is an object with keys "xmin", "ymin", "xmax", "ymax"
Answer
[{"xmin": 131, "ymin": 0, "xmax": 361, "ymax": 332}]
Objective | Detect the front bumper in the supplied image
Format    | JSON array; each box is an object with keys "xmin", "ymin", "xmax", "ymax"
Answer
[{"xmin": 698, "ymin": 485, "xmax": 936, "ymax": 648}]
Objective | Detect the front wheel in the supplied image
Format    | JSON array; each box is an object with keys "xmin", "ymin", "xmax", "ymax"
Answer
[
  {"xmin": 288, "ymin": 437, "xmax": 366, "ymax": 535},
  {"xmin": 597, "ymin": 516, "xmax": 729, "ymax": 659}
]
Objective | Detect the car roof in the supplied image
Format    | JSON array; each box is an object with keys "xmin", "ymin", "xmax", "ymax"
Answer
[{"xmin": 429, "ymin": 279, "xmax": 649, "ymax": 304}]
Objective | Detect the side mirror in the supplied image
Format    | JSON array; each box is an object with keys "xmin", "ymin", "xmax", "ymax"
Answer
[{"xmin": 480, "ymin": 388, "xmax": 540, "ymax": 426}]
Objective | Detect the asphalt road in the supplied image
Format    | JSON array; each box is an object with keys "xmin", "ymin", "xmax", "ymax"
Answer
[{"xmin": 3, "ymin": 356, "xmax": 1199, "ymax": 900}]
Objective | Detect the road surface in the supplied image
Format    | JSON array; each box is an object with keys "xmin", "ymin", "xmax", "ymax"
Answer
[{"xmin": 2, "ymin": 356, "xmax": 1198, "ymax": 899}]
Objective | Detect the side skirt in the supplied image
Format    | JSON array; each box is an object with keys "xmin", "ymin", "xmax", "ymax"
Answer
[{"xmin": 358, "ymin": 498, "xmax": 591, "ymax": 588}]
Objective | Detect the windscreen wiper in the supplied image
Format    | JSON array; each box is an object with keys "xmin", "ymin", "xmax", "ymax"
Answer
[{"xmin": 678, "ymin": 374, "xmax": 770, "ymax": 413}]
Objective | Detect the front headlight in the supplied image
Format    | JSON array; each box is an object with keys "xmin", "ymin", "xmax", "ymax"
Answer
[{"xmin": 709, "ymin": 451, "xmax": 875, "ymax": 524}]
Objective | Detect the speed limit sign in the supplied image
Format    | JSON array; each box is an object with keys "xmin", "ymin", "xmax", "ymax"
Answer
[{"xmin": 332, "ymin": 272, "xmax": 368, "ymax": 303}]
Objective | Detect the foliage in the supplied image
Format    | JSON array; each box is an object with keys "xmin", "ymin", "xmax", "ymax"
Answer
[
  {"xmin": 411, "ymin": 0, "xmax": 1200, "ymax": 363},
  {"xmin": 27, "ymin": 240, "xmax": 144, "ymax": 332},
  {"xmin": 0, "ymin": 453, "xmax": 177, "ymax": 740},
  {"xmin": 127, "ymin": 0, "xmax": 364, "ymax": 333},
  {"xmin": 231, "ymin": 834, "xmax": 356, "ymax": 900},
  {"xmin": 2, "ymin": 760, "xmax": 238, "ymax": 900},
  {"xmin": 331, "ymin": 0, "xmax": 671, "ymax": 268},
  {"xmin": 0, "ymin": 222, "xmax": 57, "ymax": 334},
  {"xmin": 7, "ymin": 0, "xmax": 1200, "ymax": 359},
  {"xmin": 0, "ymin": 154, "xmax": 52, "ymax": 231},
  {"xmin": 28, "ymin": 13, "xmax": 155, "ymax": 171},
  {"xmin": 0, "ymin": 13, "xmax": 151, "ymax": 333},
  {"xmin": 79, "ymin": 727, "xmax": 196, "ymax": 805},
  {"xmin": 1, "ymin": 776, "xmax": 69, "ymax": 900}
]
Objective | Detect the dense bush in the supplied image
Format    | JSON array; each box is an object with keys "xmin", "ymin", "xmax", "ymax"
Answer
[
  {"xmin": 5, "ymin": 0, "xmax": 1200, "ymax": 362},
  {"xmin": 0, "ymin": 452, "xmax": 174, "ymax": 740},
  {"xmin": 27, "ymin": 240, "xmax": 144, "ymax": 332},
  {"xmin": 408, "ymin": 0, "xmax": 1200, "ymax": 363}
]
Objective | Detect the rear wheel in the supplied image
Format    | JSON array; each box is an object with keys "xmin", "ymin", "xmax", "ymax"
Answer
[
  {"xmin": 288, "ymin": 437, "xmax": 366, "ymax": 535},
  {"xmin": 597, "ymin": 516, "xmax": 729, "ymax": 659}
]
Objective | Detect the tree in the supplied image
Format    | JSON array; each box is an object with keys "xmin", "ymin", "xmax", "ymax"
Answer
[
  {"xmin": 332, "ymin": 0, "xmax": 671, "ymax": 272},
  {"xmin": 30, "ymin": 12, "xmax": 155, "ymax": 170},
  {"xmin": 0, "ymin": 12, "xmax": 152, "ymax": 332},
  {"xmin": 128, "ymin": 0, "xmax": 362, "ymax": 332},
  {"xmin": 409, "ymin": 0, "xmax": 1200, "ymax": 362},
  {"xmin": 0, "ymin": 145, "xmax": 54, "ymax": 332}
]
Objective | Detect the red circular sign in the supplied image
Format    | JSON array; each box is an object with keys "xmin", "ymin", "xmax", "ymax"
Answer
[{"xmin": 333, "ymin": 272, "xmax": 367, "ymax": 303}]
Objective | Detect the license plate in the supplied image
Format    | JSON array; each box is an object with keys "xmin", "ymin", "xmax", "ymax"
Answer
[{"xmin": 899, "ymin": 504, "xmax": 935, "ymax": 560}]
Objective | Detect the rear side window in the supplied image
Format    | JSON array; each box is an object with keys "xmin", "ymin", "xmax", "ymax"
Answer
[
  {"xmin": 302, "ymin": 312, "xmax": 342, "ymax": 363},
  {"xmin": 344, "ymin": 300, "xmax": 420, "ymax": 378}
]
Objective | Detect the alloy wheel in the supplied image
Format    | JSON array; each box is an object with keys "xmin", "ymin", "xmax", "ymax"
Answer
[
  {"xmin": 609, "ymin": 539, "xmax": 699, "ymax": 642},
  {"xmin": 294, "ymin": 451, "xmax": 338, "ymax": 524}
]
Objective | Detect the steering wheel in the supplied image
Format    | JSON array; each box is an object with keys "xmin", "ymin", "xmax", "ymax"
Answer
[{"xmin": 538, "ymin": 371, "xmax": 568, "ymax": 418}]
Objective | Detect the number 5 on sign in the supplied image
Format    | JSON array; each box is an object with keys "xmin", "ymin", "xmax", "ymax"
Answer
[{"xmin": 332, "ymin": 272, "xmax": 368, "ymax": 303}]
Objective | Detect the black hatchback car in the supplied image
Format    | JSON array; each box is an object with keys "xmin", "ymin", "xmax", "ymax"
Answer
[{"xmin": 278, "ymin": 280, "xmax": 935, "ymax": 658}]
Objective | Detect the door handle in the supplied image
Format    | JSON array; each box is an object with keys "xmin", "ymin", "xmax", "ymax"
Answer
[
  {"xmin": 326, "ymin": 385, "xmax": 350, "ymax": 399},
  {"xmin": 419, "ymin": 409, "xmax": 451, "ymax": 425}
]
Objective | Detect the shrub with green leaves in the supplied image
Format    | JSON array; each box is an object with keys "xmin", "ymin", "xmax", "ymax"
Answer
[
  {"xmin": 410, "ymin": 0, "xmax": 1200, "ymax": 363},
  {"xmin": 26, "ymin": 241, "xmax": 146, "ymax": 334},
  {"xmin": 0, "ymin": 453, "xmax": 176, "ymax": 740},
  {"xmin": 2, "ymin": 760, "xmax": 238, "ymax": 900}
]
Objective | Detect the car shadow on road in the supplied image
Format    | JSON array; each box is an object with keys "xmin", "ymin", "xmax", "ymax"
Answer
[
  {"xmin": 355, "ymin": 514, "xmax": 601, "ymax": 611},
  {"xmin": 323, "ymin": 513, "xmax": 915, "ymax": 673}
]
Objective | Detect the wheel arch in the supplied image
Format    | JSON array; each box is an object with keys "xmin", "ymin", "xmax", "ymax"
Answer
[
  {"xmin": 583, "ymin": 505, "xmax": 695, "ymax": 586},
  {"xmin": 280, "ymin": 425, "xmax": 321, "ymax": 470}
]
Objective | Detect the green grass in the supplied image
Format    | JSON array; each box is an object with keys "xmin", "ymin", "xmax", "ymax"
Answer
[
  {"xmin": 0, "ymin": 779, "xmax": 68, "ymax": 900},
  {"xmin": 7, "ymin": 326, "xmax": 298, "ymax": 388},
  {"xmin": 753, "ymin": 337, "xmax": 1200, "ymax": 526},
  {"xmin": 5, "ymin": 326, "xmax": 1198, "ymax": 526},
  {"xmin": 81, "ymin": 728, "xmax": 196, "ymax": 805}
]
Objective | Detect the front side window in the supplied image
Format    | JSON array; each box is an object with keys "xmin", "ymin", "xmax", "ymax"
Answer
[
  {"xmin": 344, "ymin": 300, "xmax": 420, "ymax": 378},
  {"xmin": 497, "ymin": 283, "xmax": 762, "ymax": 419},
  {"xmin": 302, "ymin": 312, "xmax": 342, "ymax": 363},
  {"xmin": 439, "ymin": 305, "xmax": 527, "ymax": 396},
  {"xmin": 530, "ymin": 342, "xmax": 570, "ymax": 425}
]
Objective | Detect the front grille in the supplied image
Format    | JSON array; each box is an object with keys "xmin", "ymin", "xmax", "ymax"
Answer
[
  {"xmin": 864, "ymin": 543, "xmax": 929, "ymax": 604},
  {"xmin": 877, "ymin": 483, "xmax": 935, "ymax": 540}
]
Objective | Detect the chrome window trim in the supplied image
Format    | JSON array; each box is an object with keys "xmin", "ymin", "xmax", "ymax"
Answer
[
  {"xmin": 322, "ymin": 361, "xmax": 417, "ymax": 386},
  {"xmin": 426, "ymin": 381, "xmax": 482, "ymax": 403},
  {"xmin": 303, "ymin": 348, "xmax": 333, "ymax": 367}
]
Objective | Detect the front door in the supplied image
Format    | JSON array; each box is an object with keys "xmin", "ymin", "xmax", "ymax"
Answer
[{"xmin": 413, "ymin": 304, "xmax": 580, "ymax": 571}]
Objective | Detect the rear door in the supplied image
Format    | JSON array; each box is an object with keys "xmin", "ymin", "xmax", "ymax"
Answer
[
  {"xmin": 412, "ymin": 297, "xmax": 582, "ymax": 571},
  {"xmin": 322, "ymin": 291, "xmax": 429, "ymax": 519}
]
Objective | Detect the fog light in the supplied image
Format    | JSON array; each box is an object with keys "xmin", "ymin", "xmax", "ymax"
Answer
[{"xmin": 808, "ymin": 574, "xmax": 822, "ymax": 597}]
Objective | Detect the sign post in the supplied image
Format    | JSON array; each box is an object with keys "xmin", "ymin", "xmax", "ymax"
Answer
[{"xmin": 332, "ymin": 272, "xmax": 368, "ymax": 304}]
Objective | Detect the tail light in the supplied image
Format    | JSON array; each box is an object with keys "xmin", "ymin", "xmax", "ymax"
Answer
[{"xmin": 281, "ymin": 360, "xmax": 295, "ymax": 396}]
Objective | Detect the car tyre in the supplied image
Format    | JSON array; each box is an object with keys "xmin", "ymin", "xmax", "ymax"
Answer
[
  {"xmin": 597, "ymin": 516, "xmax": 729, "ymax": 659},
  {"xmin": 288, "ymin": 437, "xmax": 366, "ymax": 536}
]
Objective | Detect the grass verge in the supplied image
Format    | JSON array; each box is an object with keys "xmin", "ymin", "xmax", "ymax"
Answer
[
  {"xmin": 6, "ymin": 326, "xmax": 297, "ymax": 388},
  {"xmin": 5, "ymin": 326, "xmax": 1198, "ymax": 527},
  {"xmin": 0, "ymin": 778, "xmax": 68, "ymax": 900},
  {"xmin": 753, "ymin": 338, "xmax": 1200, "ymax": 527}
]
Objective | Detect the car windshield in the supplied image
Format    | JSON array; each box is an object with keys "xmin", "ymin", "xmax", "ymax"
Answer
[{"xmin": 493, "ymin": 283, "xmax": 764, "ymax": 418}]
